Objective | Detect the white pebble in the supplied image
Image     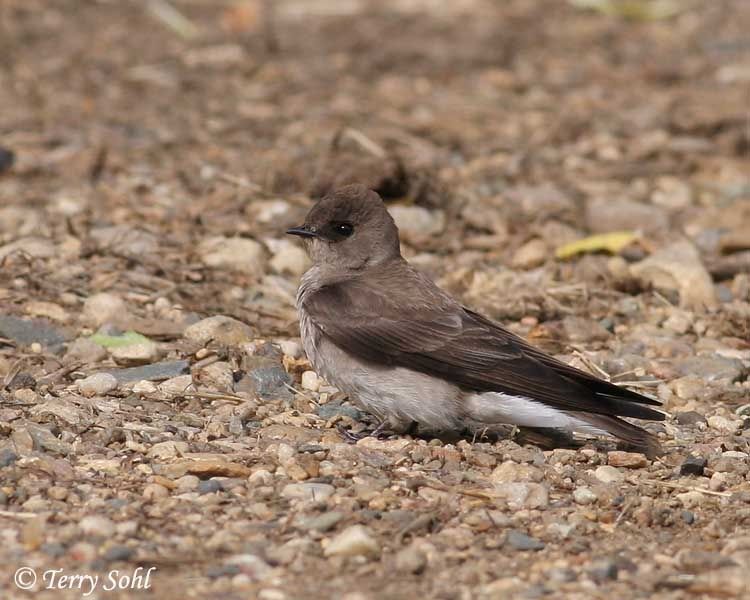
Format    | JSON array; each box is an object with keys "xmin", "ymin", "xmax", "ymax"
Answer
[
  {"xmin": 276, "ymin": 340, "xmax": 303, "ymax": 359},
  {"xmin": 707, "ymin": 415, "xmax": 741, "ymax": 433},
  {"xmin": 301, "ymin": 370, "xmax": 321, "ymax": 392},
  {"xmin": 132, "ymin": 380, "xmax": 158, "ymax": 395},
  {"xmin": 594, "ymin": 465, "xmax": 624, "ymax": 484},
  {"xmin": 77, "ymin": 373, "xmax": 118, "ymax": 397},
  {"xmin": 324, "ymin": 525, "xmax": 380, "ymax": 558},
  {"xmin": 573, "ymin": 487, "xmax": 598, "ymax": 505},
  {"xmin": 79, "ymin": 515, "xmax": 116, "ymax": 537}
]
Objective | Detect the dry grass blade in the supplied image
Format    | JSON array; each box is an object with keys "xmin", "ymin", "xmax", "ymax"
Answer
[{"xmin": 147, "ymin": 0, "xmax": 199, "ymax": 38}]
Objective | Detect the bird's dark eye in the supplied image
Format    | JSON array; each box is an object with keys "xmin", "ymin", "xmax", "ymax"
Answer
[{"xmin": 332, "ymin": 222, "xmax": 353, "ymax": 238}]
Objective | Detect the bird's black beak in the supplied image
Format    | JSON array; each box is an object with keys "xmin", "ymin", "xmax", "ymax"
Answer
[{"xmin": 286, "ymin": 225, "xmax": 318, "ymax": 238}]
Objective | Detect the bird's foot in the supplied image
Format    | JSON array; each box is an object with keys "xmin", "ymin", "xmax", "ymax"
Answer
[{"xmin": 337, "ymin": 420, "xmax": 410, "ymax": 443}]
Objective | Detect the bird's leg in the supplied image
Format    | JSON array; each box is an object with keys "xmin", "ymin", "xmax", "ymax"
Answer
[
  {"xmin": 369, "ymin": 420, "xmax": 390, "ymax": 438},
  {"xmin": 337, "ymin": 424, "xmax": 366, "ymax": 444}
]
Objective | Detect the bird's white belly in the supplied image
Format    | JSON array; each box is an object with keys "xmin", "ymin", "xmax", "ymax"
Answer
[{"xmin": 300, "ymin": 313, "xmax": 462, "ymax": 431}]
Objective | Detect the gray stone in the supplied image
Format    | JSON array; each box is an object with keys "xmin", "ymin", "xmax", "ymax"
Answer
[
  {"xmin": 24, "ymin": 423, "xmax": 72, "ymax": 455},
  {"xmin": 511, "ymin": 239, "xmax": 548, "ymax": 270},
  {"xmin": 0, "ymin": 448, "xmax": 19, "ymax": 467},
  {"xmin": 630, "ymin": 240, "xmax": 717, "ymax": 309},
  {"xmin": 594, "ymin": 465, "xmax": 624, "ymax": 484},
  {"xmin": 316, "ymin": 404, "xmax": 363, "ymax": 421},
  {"xmin": 588, "ymin": 560, "xmax": 619, "ymax": 582},
  {"xmin": 103, "ymin": 545, "xmax": 135, "ymax": 562},
  {"xmin": 506, "ymin": 530, "xmax": 545, "ymax": 551},
  {"xmin": 41, "ymin": 542, "xmax": 66, "ymax": 558},
  {"xmin": 110, "ymin": 340, "xmax": 162, "ymax": 366},
  {"xmin": 82, "ymin": 293, "xmax": 129, "ymax": 327},
  {"xmin": 585, "ymin": 198, "xmax": 668, "ymax": 233},
  {"xmin": 281, "ymin": 483, "xmax": 335, "ymax": 501},
  {"xmin": 184, "ymin": 315, "xmax": 255, "ymax": 346},
  {"xmin": 324, "ymin": 525, "xmax": 380, "ymax": 558},
  {"xmin": 198, "ymin": 479, "xmax": 223, "ymax": 494},
  {"xmin": 106, "ymin": 359, "xmax": 190, "ymax": 384},
  {"xmin": 680, "ymin": 455, "xmax": 707, "ymax": 476},
  {"xmin": 198, "ymin": 236, "xmax": 266, "ymax": 276},
  {"xmin": 395, "ymin": 545, "xmax": 428, "ymax": 574},
  {"xmin": 389, "ymin": 205, "xmax": 445, "ymax": 243},
  {"xmin": 573, "ymin": 487, "xmax": 598, "ymax": 505},
  {"xmin": 296, "ymin": 511, "xmax": 344, "ymax": 532},
  {"xmin": 675, "ymin": 411, "xmax": 707, "ymax": 426},
  {"xmin": 90, "ymin": 225, "xmax": 158, "ymax": 258},
  {"xmin": 0, "ymin": 237, "xmax": 56, "ymax": 260},
  {"xmin": 244, "ymin": 358, "xmax": 292, "ymax": 399},
  {"xmin": 77, "ymin": 373, "xmax": 118, "ymax": 397},
  {"xmin": 268, "ymin": 240, "xmax": 310, "ymax": 276},
  {"xmin": 80, "ymin": 515, "xmax": 116, "ymax": 537},
  {"xmin": 674, "ymin": 356, "xmax": 744, "ymax": 384},
  {"xmin": 0, "ymin": 315, "xmax": 68, "ymax": 349},
  {"xmin": 64, "ymin": 338, "xmax": 109, "ymax": 364}
]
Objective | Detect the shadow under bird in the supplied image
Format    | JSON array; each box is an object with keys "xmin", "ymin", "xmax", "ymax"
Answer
[{"xmin": 287, "ymin": 184, "xmax": 665, "ymax": 456}]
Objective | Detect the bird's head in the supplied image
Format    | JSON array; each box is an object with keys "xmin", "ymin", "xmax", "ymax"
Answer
[{"xmin": 287, "ymin": 184, "xmax": 401, "ymax": 271}]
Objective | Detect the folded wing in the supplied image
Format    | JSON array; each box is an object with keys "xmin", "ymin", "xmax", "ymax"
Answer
[{"xmin": 303, "ymin": 275, "xmax": 664, "ymax": 425}]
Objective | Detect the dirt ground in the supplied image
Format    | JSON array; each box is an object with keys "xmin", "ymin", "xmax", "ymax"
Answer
[{"xmin": 1, "ymin": 0, "xmax": 750, "ymax": 598}]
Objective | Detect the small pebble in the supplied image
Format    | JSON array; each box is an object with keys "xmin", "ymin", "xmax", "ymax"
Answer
[
  {"xmin": 395, "ymin": 545, "xmax": 427, "ymax": 574},
  {"xmin": 679, "ymin": 455, "xmax": 707, "ymax": 476},
  {"xmin": 675, "ymin": 411, "xmax": 707, "ymax": 426},
  {"xmin": 607, "ymin": 451, "xmax": 648, "ymax": 469},
  {"xmin": 175, "ymin": 475, "xmax": 201, "ymax": 491},
  {"xmin": 281, "ymin": 483, "xmax": 335, "ymax": 501},
  {"xmin": 77, "ymin": 372, "xmax": 118, "ymax": 397},
  {"xmin": 69, "ymin": 542, "xmax": 98, "ymax": 563},
  {"xmin": 506, "ymin": 530, "xmax": 545, "ymax": 551},
  {"xmin": 301, "ymin": 371, "xmax": 321, "ymax": 392},
  {"xmin": 103, "ymin": 545, "xmax": 135, "ymax": 562},
  {"xmin": 589, "ymin": 560, "xmax": 618, "ymax": 582},
  {"xmin": 79, "ymin": 515, "xmax": 116, "ymax": 537},
  {"xmin": 198, "ymin": 479, "xmax": 224, "ymax": 494},
  {"xmin": 296, "ymin": 511, "xmax": 344, "ymax": 532},
  {"xmin": 324, "ymin": 525, "xmax": 380, "ymax": 558},
  {"xmin": 573, "ymin": 487, "xmax": 598, "ymax": 505},
  {"xmin": 0, "ymin": 448, "xmax": 19, "ymax": 467},
  {"xmin": 143, "ymin": 483, "xmax": 170, "ymax": 501},
  {"xmin": 707, "ymin": 415, "xmax": 741, "ymax": 433},
  {"xmin": 594, "ymin": 465, "xmax": 625, "ymax": 484}
]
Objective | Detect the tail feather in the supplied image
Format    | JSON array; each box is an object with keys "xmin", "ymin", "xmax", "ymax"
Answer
[{"xmin": 572, "ymin": 412, "xmax": 663, "ymax": 458}]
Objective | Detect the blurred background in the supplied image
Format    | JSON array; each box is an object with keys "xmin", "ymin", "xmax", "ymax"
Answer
[
  {"xmin": 1, "ymin": 1, "xmax": 748, "ymax": 327},
  {"xmin": 1, "ymin": 2, "xmax": 750, "ymax": 599}
]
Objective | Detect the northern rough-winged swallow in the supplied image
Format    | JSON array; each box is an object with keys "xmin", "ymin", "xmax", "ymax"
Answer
[{"xmin": 287, "ymin": 184, "xmax": 665, "ymax": 455}]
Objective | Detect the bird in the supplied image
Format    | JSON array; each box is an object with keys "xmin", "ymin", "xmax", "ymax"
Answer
[{"xmin": 287, "ymin": 184, "xmax": 665, "ymax": 456}]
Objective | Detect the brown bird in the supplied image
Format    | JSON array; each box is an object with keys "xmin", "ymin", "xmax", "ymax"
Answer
[{"xmin": 287, "ymin": 184, "xmax": 665, "ymax": 455}]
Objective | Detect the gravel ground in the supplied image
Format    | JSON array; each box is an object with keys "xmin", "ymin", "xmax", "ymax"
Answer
[{"xmin": 1, "ymin": 1, "xmax": 750, "ymax": 598}]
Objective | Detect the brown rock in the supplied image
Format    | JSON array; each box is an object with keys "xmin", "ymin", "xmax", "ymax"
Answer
[{"xmin": 607, "ymin": 451, "xmax": 649, "ymax": 469}]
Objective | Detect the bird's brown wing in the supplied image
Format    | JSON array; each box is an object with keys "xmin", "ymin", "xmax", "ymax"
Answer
[{"xmin": 302, "ymin": 276, "xmax": 664, "ymax": 422}]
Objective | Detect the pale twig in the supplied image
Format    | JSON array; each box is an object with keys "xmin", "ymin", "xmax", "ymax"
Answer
[
  {"xmin": 572, "ymin": 350, "xmax": 611, "ymax": 380},
  {"xmin": 2, "ymin": 358, "xmax": 23, "ymax": 389},
  {"xmin": 173, "ymin": 391, "xmax": 246, "ymax": 404},
  {"xmin": 342, "ymin": 128, "xmax": 387, "ymax": 158},
  {"xmin": 0, "ymin": 510, "xmax": 38, "ymax": 519},
  {"xmin": 147, "ymin": 0, "xmax": 199, "ymax": 39},
  {"xmin": 611, "ymin": 380, "xmax": 661, "ymax": 388},
  {"xmin": 283, "ymin": 382, "xmax": 319, "ymax": 407},
  {"xmin": 652, "ymin": 290, "xmax": 674, "ymax": 307},
  {"xmin": 641, "ymin": 479, "xmax": 732, "ymax": 498},
  {"xmin": 614, "ymin": 497, "xmax": 635, "ymax": 527},
  {"xmin": 217, "ymin": 171, "xmax": 262, "ymax": 191}
]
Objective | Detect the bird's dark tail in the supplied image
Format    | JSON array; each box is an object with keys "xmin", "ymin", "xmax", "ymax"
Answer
[{"xmin": 572, "ymin": 412, "xmax": 663, "ymax": 458}]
